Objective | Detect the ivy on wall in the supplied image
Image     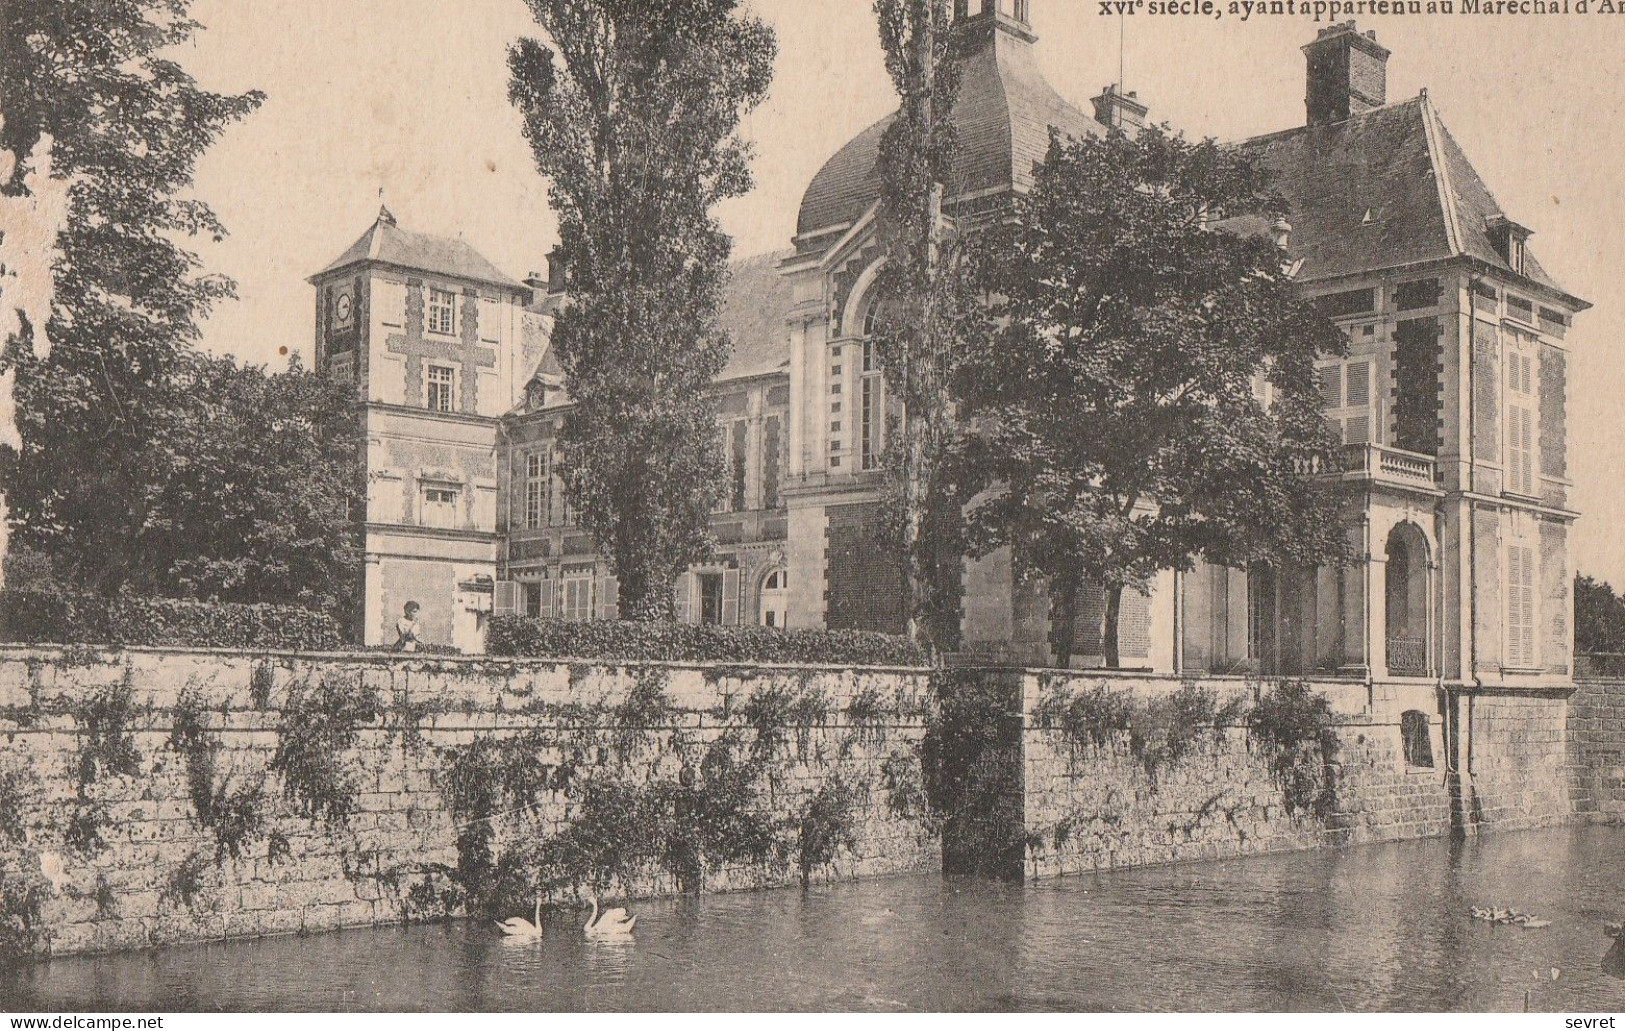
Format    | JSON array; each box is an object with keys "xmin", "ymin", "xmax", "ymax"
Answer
[
  {"xmin": 437, "ymin": 670, "xmax": 928, "ymax": 917},
  {"xmin": 1029, "ymin": 678, "xmax": 1343, "ymax": 849}
]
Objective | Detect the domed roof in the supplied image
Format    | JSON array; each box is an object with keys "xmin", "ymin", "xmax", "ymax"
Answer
[{"xmin": 795, "ymin": 13, "xmax": 1102, "ymax": 247}]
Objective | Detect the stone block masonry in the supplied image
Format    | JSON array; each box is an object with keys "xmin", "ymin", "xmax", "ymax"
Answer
[
  {"xmin": 1571, "ymin": 678, "xmax": 1625, "ymax": 822},
  {"xmin": 938, "ymin": 669, "xmax": 1574, "ymax": 881},
  {"xmin": 0, "ymin": 646, "xmax": 937, "ymax": 960}
]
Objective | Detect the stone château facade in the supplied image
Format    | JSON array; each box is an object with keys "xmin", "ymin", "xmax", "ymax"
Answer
[{"xmin": 311, "ymin": 4, "xmax": 1587, "ymax": 706}]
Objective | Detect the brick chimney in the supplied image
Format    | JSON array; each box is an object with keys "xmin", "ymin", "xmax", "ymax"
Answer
[
  {"xmin": 1091, "ymin": 84, "xmax": 1148, "ymax": 132},
  {"xmin": 1302, "ymin": 22, "xmax": 1389, "ymax": 126}
]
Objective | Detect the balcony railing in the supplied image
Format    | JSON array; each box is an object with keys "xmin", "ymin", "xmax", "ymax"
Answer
[
  {"xmin": 1386, "ymin": 635, "xmax": 1429, "ymax": 676},
  {"xmin": 1321, "ymin": 443, "xmax": 1439, "ymax": 491}
]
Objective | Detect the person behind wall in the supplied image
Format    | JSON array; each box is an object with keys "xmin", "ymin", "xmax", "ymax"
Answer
[{"xmin": 395, "ymin": 601, "xmax": 421, "ymax": 653}]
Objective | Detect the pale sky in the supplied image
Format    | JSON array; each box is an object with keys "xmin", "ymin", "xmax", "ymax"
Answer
[{"xmin": 177, "ymin": 1, "xmax": 1625, "ymax": 584}]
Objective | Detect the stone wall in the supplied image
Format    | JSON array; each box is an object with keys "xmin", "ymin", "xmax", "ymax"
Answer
[
  {"xmin": 0, "ymin": 647, "xmax": 937, "ymax": 960},
  {"xmin": 1571, "ymin": 678, "xmax": 1625, "ymax": 822},
  {"xmin": 938, "ymin": 669, "xmax": 1572, "ymax": 880}
]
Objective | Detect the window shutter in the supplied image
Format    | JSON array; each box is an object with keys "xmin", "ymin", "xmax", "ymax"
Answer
[
  {"xmin": 721, "ymin": 569, "xmax": 740, "ymax": 626},
  {"xmin": 1345, "ymin": 361, "xmax": 1370, "ymax": 407},
  {"xmin": 1318, "ymin": 366, "xmax": 1342, "ymax": 408},
  {"xmin": 596, "ymin": 574, "xmax": 619, "ymax": 621},
  {"xmin": 493, "ymin": 581, "xmax": 522, "ymax": 617},
  {"xmin": 1344, "ymin": 414, "xmax": 1370, "ymax": 444},
  {"xmin": 674, "ymin": 571, "xmax": 693, "ymax": 624},
  {"xmin": 537, "ymin": 579, "xmax": 556, "ymax": 620}
]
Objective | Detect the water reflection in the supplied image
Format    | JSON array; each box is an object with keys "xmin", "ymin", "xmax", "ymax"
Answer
[{"xmin": 5, "ymin": 826, "xmax": 1625, "ymax": 1012}]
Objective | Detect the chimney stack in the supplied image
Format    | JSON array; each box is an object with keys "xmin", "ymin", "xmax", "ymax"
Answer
[
  {"xmin": 1302, "ymin": 22, "xmax": 1389, "ymax": 126},
  {"xmin": 1091, "ymin": 84, "xmax": 1148, "ymax": 132},
  {"xmin": 545, "ymin": 246, "xmax": 568, "ymax": 296},
  {"xmin": 953, "ymin": 0, "xmax": 1032, "ymax": 29}
]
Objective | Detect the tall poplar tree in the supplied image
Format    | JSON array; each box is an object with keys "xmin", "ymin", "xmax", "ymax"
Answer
[
  {"xmin": 868, "ymin": 0, "xmax": 979, "ymax": 653},
  {"xmin": 508, "ymin": 0, "xmax": 776, "ymax": 620}
]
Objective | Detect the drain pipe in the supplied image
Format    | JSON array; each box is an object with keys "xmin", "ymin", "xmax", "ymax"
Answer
[{"xmin": 1459, "ymin": 274, "xmax": 1486, "ymax": 825}]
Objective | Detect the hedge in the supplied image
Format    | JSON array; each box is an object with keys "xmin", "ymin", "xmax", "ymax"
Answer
[
  {"xmin": 0, "ymin": 590, "xmax": 345, "ymax": 651},
  {"xmin": 486, "ymin": 614, "xmax": 927, "ymax": 667}
]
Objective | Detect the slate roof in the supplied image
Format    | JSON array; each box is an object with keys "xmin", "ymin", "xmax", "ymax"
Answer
[
  {"xmin": 795, "ymin": 18, "xmax": 1101, "ymax": 245},
  {"xmin": 519, "ymin": 249, "xmax": 795, "ymax": 410},
  {"xmin": 313, "ymin": 208, "xmax": 527, "ymax": 291},
  {"xmin": 717, "ymin": 249, "xmax": 795, "ymax": 381},
  {"xmin": 1232, "ymin": 96, "xmax": 1576, "ymax": 300}
]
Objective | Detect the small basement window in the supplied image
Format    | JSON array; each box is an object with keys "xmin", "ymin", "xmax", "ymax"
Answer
[{"xmin": 1400, "ymin": 710, "xmax": 1434, "ymax": 769}]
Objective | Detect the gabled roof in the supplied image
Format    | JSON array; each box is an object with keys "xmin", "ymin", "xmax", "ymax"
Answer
[
  {"xmin": 312, "ymin": 207, "xmax": 527, "ymax": 292},
  {"xmin": 1233, "ymin": 95, "xmax": 1580, "ymax": 304},
  {"xmin": 795, "ymin": 17, "xmax": 1101, "ymax": 248}
]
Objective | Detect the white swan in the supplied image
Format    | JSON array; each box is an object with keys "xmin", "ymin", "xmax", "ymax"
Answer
[
  {"xmin": 584, "ymin": 896, "xmax": 635, "ymax": 938},
  {"xmin": 495, "ymin": 897, "xmax": 545, "ymax": 941}
]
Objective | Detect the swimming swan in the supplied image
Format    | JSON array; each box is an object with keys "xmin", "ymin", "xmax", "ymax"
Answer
[
  {"xmin": 496, "ymin": 897, "xmax": 545, "ymax": 941},
  {"xmin": 585, "ymin": 896, "xmax": 636, "ymax": 938}
]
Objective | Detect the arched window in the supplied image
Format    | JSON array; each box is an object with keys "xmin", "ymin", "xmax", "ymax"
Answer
[
  {"xmin": 759, "ymin": 567, "xmax": 789, "ymax": 629},
  {"xmin": 1401, "ymin": 710, "xmax": 1433, "ymax": 768}
]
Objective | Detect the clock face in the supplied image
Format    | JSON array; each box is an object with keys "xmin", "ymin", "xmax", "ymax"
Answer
[{"xmin": 334, "ymin": 291, "xmax": 354, "ymax": 325}]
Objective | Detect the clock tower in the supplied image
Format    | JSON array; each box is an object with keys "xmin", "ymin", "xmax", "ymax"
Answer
[{"xmin": 309, "ymin": 205, "xmax": 535, "ymax": 650}]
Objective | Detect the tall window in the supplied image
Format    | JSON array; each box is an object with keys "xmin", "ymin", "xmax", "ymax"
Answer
[
  {"xmin": 549, "ymin": 447, "xmax": 568, "ymax": 526},
  {"xmin": 861, "ymin": 339, "xmax": 883, "ymax": 471},
  {"xmin": 763, "ymin": 415, "xmax": 782, "ymax": 510},
  {"xmin": 422, "ymin": 486, "xmax": 459, "ymax": 529},
  {"xmin": 1318, "ymin": 357, "xmax": 1372, "ymax": 445},
  {"xmin": 428, "ymin": 287, "xmax": 457, "ymax": 335},
  {"xmin": 730, "ymin": 420, "xmax": 748, "ymax": 511},
  {"xmin": 524, "ymin": 452, "xmax": 544, "ymax": 530},
  {"xmin": 1507, "ymin": 541, "xmax": 1536, "ymax": 668},
  {"xmin": 427, "ymin": 364, "xmax": 456, "ymax": 413},
  {"xmin": 1506, "ymin": 343, "xmax": 1536, "ymax": 496},
  {"xmin": 562, "ymin": 571, "xmax": 594, "ymax": 622},
  {"xmin": 699, "ymin": 573, "xmax": 725, "ymax": 625}
]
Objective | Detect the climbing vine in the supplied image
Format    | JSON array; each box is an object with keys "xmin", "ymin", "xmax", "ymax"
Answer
[
  {"xmin": 1248, "ymin": 680, "xmax": 1341, "ymax": 819},
  {"xmin": 170, "ymin": 684, "xmax": 268, "ymax": 862},
  {"xmin": 1034, "ymin": 681, "xmax": 1247, "ymax": 783},
  {"xmin": 270, "ymin": 674, "xmax": 379, "ymax": 829},
  {"xmin": 63, "ymin": 679, "xmax": 144, "ymax": 855},
  {"xmin": 436, "ymin": 673, "xmax": 916, "ymax": 917}
]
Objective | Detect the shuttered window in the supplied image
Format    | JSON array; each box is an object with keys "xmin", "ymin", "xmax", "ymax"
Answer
[
  {"xmin": 1317, "ymin": 359, "xmax": 1373, "ymax": 445},
  {"xmin": 1506, "ymin": 347, "xmax": 1537, "ymax": 496},
  {"xmin": 562, "ymin": 572, "xmax": 594, "ymax": 622},
  {"xmin": 1507, "ymin": 542, "xmax": 1537, "ymax": 668}
]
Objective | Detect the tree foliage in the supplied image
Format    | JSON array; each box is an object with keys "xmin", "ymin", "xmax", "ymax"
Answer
[
  {"xmin": 1575, "ymin": 573, "xmax": 1625, "ymax": 656},
  {"xmin": 0, "ymin": 0, "xmax": 265, "ymax": 593},
  {"xmin": 507, "ymin": 0, "xmax": 775, "ymax": 619},
  {"xmin": 950, "ymin": 126, "xmax": 1349, "ymax": 667},
  {"xmin": 147, "ymin": 354, "xmax": 362, "ymax": 620},
  {"xmin": 866, "ymin": 0, "xmax": 980, "ymax": 653}
]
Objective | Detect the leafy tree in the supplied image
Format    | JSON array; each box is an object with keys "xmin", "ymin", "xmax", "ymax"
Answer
[
  {"xmin": 145, "ymin": 354, "xmax": 363, "ymax": 622},
  {"xmin": 507, "ymin": 0, "xmax": 775, "ymax": 620},
  {"xmin": 950, "ymin": 126, "xmax": 1349, "ymax": 668},
  {"xmin": 0, "ymin": 0, "xmax": 264, "ymax": 593},
  {"xmin": 867, "ymin": 0, "xmax": 980, "ymax": 653},
  {"xmin": 1575, "ymin": 573, "xmax": 1625, "ymax": 656}
]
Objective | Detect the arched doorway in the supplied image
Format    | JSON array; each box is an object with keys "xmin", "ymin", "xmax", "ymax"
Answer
[
  {"xmin": 1385, "ymin": 523, "xmax": 1432, "ymax": 676},
  {"xmin": 759, "ymin": 567, "xmax": 789, "ymax": 629}
]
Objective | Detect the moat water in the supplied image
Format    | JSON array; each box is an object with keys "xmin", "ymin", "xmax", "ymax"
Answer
[{"xmin": 6, "ymin": 825, "xmax": 1625, "ymax": 1012}]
